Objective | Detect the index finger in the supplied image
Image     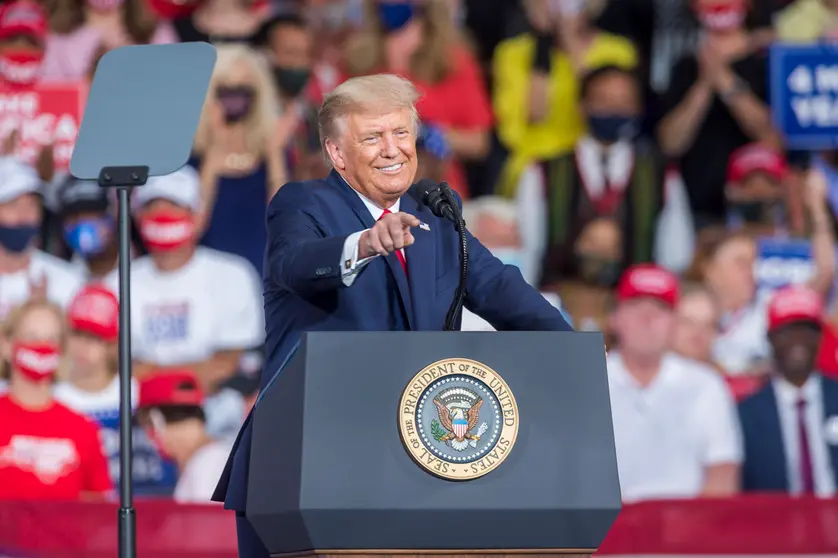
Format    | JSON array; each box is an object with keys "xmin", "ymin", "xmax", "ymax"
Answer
[{"xmin": 399, "ymin": 213, "xmax": 420, "ymax": 227}]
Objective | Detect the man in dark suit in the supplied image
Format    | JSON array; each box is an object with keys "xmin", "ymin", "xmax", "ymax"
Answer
[
  {"xmin": 212, "ymin": 73, "xmax": 573, "ymax": 557},
  {"xmin": 739, "ymin": 285, "xmax": 838, "ymax": 496}
]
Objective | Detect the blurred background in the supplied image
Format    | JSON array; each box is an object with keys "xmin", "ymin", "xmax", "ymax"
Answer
[{"xmin": 1, "ymin": 0, "xmax": 838, "ymax": 555}]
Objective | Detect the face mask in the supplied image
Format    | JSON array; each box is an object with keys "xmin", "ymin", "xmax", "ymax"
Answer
[
  {"xmin": 86, "ymin": 0, "xmax": 125, "ymax": 11},
  {"xmin": 696, "ymin": 2, "xmax": 746, "ymax": 31},
  {"xmin": 12, "ymin": 341, "xmax": 61, "ymax": 383},
  {"xmin": 587, "ymin": 115, "xmax": 639, "ymax": 143},
  {"xmin": 729, "ymin": 200, "xmax": 775, "ymax": 224},
  {"xmin": 139, "ymin": 212, "xmax": 195, "ymax": 252},
  {"xmin": 0, "ymin": 224, "xmax": 39, "ymax": 254},
  {"xmin": 216, "ymin": 86, "xmax": 255, "ymax": 123},
  {"xmin": 576, "ymin": 253, "xmax": 622, "ymax": 287},
  {"xmin": 0, "ymin": 50, "xmax": 43, "ymax": 87},
  {"xmin": 64, "ymin": 216, "xmax": 114, "ymax": 257},
  {"xmin": 378, "ymin": 2, "xmax": 415, "ymax": 32},
  {"xmin": 146, "ymin": 0, "xmax": 201, "ymax": 20},
  {"xmin": 273, "ymin": 67, "xmax": 310, "ymax": 98}
]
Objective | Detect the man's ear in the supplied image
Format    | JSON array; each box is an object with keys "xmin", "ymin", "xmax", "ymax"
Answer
[{"xmin": 325, "ymin": 138, "xmax": 346, "ymax": 171}]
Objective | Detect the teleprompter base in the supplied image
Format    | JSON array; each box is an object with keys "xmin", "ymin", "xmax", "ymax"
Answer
[{"xmin": 272, "ymin": 550, "xmax": 595, "ymax": 558}]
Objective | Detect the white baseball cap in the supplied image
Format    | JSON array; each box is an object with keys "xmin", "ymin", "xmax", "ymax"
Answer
[
  {"xmin": 0, "ymin": 156, "xmax": 42, "ymax": 204},
  {"xmin": 133, "ymin": 165, "xmax": 201, "ymax": 213}
]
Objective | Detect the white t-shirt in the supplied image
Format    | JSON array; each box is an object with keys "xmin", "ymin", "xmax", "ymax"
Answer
[
  {"xmin": 0, "ymin": 250, "xmax": 85, "ymax": 320},
  {"xmin": 103, "ymin": 247, "xmax": 264, "ymax": 366},
  {"xmin": 607, "ymin": 352, "xmax": 743, "ymax": 503},
  {"xmin": 54, "ymin": 377, "xmax": 139, "ymax": 481},
  {"xmin": 713, "ymin": 290, "xmax": 772, "ymax": 375},
  {"xmin": 173, "ymin": 439, "xmax": 232, "ymax": 504},
  {"xmin": 53, "ymin": 376, "xmax": 139, "ymax": 416}
]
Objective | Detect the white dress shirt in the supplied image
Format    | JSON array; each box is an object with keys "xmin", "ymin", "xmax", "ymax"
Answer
[
  {"xmin": 340, "ymin": 188, "xmax": 403, "ymax": 286},
  {"xmin": 772, "ymin": 374, "xmax": 836, "ymax": 496}
]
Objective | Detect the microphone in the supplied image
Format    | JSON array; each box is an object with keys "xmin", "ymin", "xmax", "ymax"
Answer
[
  {"xmin": 415, "ymin": 179, "xmax": 457, "ymax": 224},
  {"xmin": 413, "ymin": 178, "xmax": 468, "ymax": 332}
]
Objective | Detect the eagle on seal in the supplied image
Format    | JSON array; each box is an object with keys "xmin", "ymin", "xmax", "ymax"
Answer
[{"xmin": 433, "ymin": 396, "xmax": 483, "ymax": 450}]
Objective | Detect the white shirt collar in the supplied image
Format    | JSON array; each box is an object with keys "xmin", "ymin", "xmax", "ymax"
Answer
[
  {"xmin": 773, "ymin": 373, "xmax": 822, "ymax": 406},
  {"xmin": 340, "ymin": 174, "xmax": 400, "ymax": 220}
]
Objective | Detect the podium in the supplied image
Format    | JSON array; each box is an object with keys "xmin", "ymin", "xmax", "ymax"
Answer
[{"xmin": 246, "ymin": 331, "xmax": 621, "ymax": 558}]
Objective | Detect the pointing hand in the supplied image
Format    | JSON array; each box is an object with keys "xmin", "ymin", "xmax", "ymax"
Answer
[{"xmin": 359, "ymin": 212, "xmax": 420, "ymax": 259}]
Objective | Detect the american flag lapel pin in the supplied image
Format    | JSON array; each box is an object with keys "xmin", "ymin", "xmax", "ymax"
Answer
[{"xmin": 419, "ymin": 222, "xmax": 431, "ymax": 231}]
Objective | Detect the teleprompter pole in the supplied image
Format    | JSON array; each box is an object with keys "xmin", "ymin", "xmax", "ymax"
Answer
[
  {"xmin": 116, "ymin": 186, "xmax": 135, "ymax": 558},
  {"xmin": 99, "ymin": 166, "xmax": 148, "ymax": 558}
]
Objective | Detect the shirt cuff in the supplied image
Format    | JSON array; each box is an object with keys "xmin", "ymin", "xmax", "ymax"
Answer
[{"xmin": 341, "ymin": 230, "xmax": 378, "ymax": 286}]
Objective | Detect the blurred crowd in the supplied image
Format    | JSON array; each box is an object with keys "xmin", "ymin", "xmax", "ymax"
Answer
[{"xmin": 0, "ymin": 0, "xmax": 835, "ymax": 506}]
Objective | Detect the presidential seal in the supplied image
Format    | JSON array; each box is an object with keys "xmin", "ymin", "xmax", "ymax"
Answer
[{"xmin": 398, "ymin": 358, "xmax": 519, "ymax": 481}]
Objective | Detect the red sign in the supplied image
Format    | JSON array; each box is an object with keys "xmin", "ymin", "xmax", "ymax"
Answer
[{"xmin": 0, "ymin": 82, "xmax": 88, "ymax": 171}]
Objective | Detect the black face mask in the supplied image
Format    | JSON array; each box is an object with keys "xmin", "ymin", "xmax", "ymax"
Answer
[
  {"xmin": 729, "ymin": 200, "xmax": 778, "ymax": 224},
  {"xmin": 576, "ymin": 253, "xmax": 622, "ymax": 287},
  {"xmin": 273, "ymin": 67, "xmax": 310, "ymax": 98},
  {"xmin": 215, "ymin": 85, "xmax": 256, "ymax": 123},
  {"xmin": 587, "ymin": 114, "xmax": 639, "ymax": 143}
]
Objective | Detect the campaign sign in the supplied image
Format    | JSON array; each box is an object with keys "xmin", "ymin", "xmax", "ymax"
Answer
[
  {"xmin": 0, "ymin": 82, "xmax": 87, "ymax": 171},
  {"xmin": 770, "ymin": 44, "xmax": 838, "ymax": 149},
  {"xmin": 754, "ymin": 236, "xmax": 814, "ymax": 292}
]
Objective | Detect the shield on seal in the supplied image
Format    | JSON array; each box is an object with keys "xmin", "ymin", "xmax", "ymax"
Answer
[{"xmin": 453, "ymin": 413, "xmax": 468, "ymax": 439}]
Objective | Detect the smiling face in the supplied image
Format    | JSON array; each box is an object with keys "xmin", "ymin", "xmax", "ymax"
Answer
[{"xmin": 325, "ymin": 107, "xmax": 418, "ymax": 207}]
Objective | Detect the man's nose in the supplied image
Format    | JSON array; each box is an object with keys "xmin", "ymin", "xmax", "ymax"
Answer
[{"xmin": 380, "ymin": 134, "xmax": 399, "ymax": 158}]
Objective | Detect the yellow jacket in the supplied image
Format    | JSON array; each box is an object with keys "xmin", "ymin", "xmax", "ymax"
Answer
[
  {"xmin": 492, "ymin": 32, "xmax": 637, "ymax": 196},
  {"xmin": 776, "ymin": 0, "xmax": 838, "ymax": 42}
]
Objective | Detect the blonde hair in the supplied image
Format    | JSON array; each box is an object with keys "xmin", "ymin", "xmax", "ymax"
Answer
[
  {"xmin": 318, "ymin": 74, "xmax": 420, "ymax": 161},
  {"xmin": 192, "ymin": 44, "xmax": 280, "ymax": 158},
  {"xmin": 462, "ymin": 196, "xmax": 519, "ymax": 228},
  {"xmin": 344, "ymin": 0, "xmax": 461, "ymax": 84},
  {"xmin": 0, "ymin": 299, "xmax": 67, "ymax": 381}
]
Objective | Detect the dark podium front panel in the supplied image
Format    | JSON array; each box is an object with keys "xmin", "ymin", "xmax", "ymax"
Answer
[{"xmin": 247, "ymin": 332, "xmax": 620, "ymax": 554}]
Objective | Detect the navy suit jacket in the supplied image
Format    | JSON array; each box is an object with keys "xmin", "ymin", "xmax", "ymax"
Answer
[
  {"xmin": 738, "ymin": 375, "xmax": 838, "ymax": 492},
  {"xmin": 212, "ymin": 170, "xmax": 572, "ymax": 510}
]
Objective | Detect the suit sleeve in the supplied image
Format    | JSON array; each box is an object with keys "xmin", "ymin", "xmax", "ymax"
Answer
[
  {"xmin": 451, "ymin": 194, "xmax": 573, "ymax": 332},
  {"xmin": 266, "ymin": 183, "xmax": 352, "ymax": 297}
]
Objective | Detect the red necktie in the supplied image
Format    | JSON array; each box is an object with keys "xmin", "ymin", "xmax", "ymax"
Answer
[
  {"xmin": 797, "ymin": 397, "xmax": 815, "ymax": 494},
  {"xmin": 379, "ymin": 209, "xmax": 407, "ymax": 275}
]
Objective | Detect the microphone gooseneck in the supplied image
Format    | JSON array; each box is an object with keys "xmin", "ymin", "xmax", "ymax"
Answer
[{"xmin": 415, "ymin": 179, "xmax": 468, "ymax": 331}]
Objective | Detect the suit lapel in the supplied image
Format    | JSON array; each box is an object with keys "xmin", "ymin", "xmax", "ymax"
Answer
[
  {"xmin": 400, "ymin": 193, "xmax": 435, "ymax": 330},
  {"xmin": 762, "ymin": 384, "xmax": 792, "ymax": 491},
  {"xmin": 330, "ymin": 170, "xmax": 376, "ymax": 230},
  {"xmin": 819, "ymin": 377, "xmax": 838, "ymax": 487}
]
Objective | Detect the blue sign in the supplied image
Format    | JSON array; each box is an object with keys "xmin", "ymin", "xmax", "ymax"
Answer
[
  {"xmin": 770, "ymin": 44, "xmax": 838, "ymax": 149},
  {"xmin": 754, "ymin": 236, "xmax": 814, "ymax": 292}
]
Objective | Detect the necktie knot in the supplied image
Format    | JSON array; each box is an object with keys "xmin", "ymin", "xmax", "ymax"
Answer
[
  {"xmin": 380, "ymin": 208, "xmax": 392, "ymax": 220},
  {"xmin": 797, "ymin": 397, "xmax": 807, "ymax": 410}
]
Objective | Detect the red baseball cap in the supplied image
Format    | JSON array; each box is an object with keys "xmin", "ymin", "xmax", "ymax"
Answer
[
  {"xmin": 0, "ymin": 1, "xmax": 47, "ymax": 44},
  {"xmin": 767, "ymin": 285, "xmax": 824, "ymax": 333},
  {"xmin": 726, "ymin": 143, "xmax": 787, "ymax": 184},
  {"xmin": 138, "ymin": 370, "xmax": 204, "ymax": 409},
  {"xmin": 616, "ymin": 264, "xmax": 679, "ymax": 308},
  {"xmin": 67, "ymin": 284, "xmax": 119, "ymax": 342}
]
